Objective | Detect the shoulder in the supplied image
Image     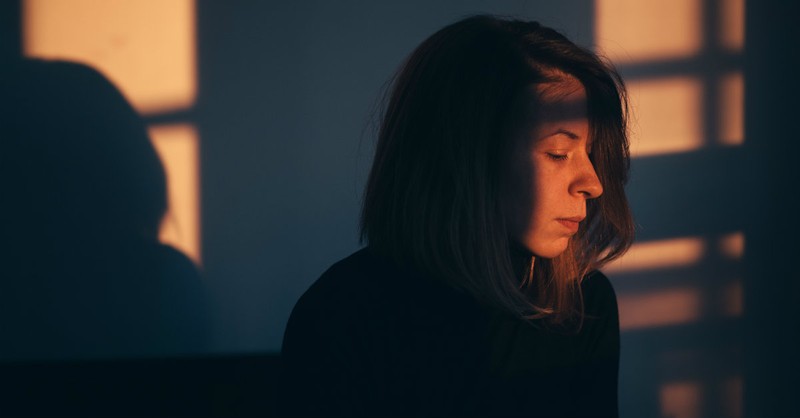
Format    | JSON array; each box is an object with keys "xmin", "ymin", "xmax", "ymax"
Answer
[
  {"xmin": 291, "ymin": 247, "xmax": 450, "ymax": 313},
  {"xmin": 125, "ymin": 241, "xmax": 204, "ymax": 295},
  {"xmin": 314, "ymin": 247, "xmax": 387, "ymax": 290},
  {"xmin": 575, "ymin": 270, "xmax": 620, "ymax": 356},
  {"xmin": 581, "ymin": 270, "xmax": 619, "ymax": 318},
  {"xmin": 283, "ymin": 248, "xmax": 394, "ymax": 337},
  {"xmin": 581, "ymin": 270, "xmax": 615, "ymax": 295},
  {"xmin": 577, "ymin": 271, "xmax": 620, "ymax": 351},
  {"xmin": 283, "ymin": 247, "xmax": 469, "ymax": 347},
  {"xmin": 152, "ymin": 243, "xmax": 202, "ymax": 280},
  {"xmin": 290, "ymin": 248, "xmax": 389, "ymax": 312}
]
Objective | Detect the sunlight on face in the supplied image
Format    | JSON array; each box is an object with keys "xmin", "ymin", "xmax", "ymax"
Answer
[{"xmin": 503, "ymin": 77, "xmax": 603, "ymax": 258}]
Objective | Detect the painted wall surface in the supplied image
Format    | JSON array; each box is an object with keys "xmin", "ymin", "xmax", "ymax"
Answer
[{"xmin": 4, "ymin": 1, "xmax": 799, "ymax": 417}]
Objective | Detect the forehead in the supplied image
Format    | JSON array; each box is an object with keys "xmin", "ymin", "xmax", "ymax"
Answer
[{"xmin": 532, "ymin": 76, "xmax": 587, "ymax": 123}]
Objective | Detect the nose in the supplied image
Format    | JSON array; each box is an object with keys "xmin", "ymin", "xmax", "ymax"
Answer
[{"xmin": 571, "ymin": 157, "xmax": 604, "ymax": 199}]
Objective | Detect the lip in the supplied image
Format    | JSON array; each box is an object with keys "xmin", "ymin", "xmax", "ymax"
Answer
[{"xmin": 556, "ymin": 217, "xmax": 584, "ymax": 233}]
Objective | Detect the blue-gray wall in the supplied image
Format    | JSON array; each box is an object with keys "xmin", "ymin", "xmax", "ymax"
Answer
[{"xmin": 3, "ymin": 1, "xmax": 798, "ymax": 416}]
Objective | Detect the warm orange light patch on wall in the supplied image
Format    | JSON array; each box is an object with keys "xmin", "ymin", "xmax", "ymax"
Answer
[
  {"xmin": 604, "ymin": 237, "xmax": 705, "ymax": 274},
  {"xmin": 719, "ymin": 0, "xmax": 745, "ymax": 51},
  {"xmin": 24, "ymin": 0, "xmax": 201, "ymax": 263},
  {"xmin": 23, "ymin": 0, "xmax": 196, "ymax": 115},
  {"xmin": 721, "ymin": 376, "xmax": 743, "ymax": 418},
  {"xmin": 595, "ymin": 0, "xmax": 701, "ymax": 63},
  {"xmin": 149, "ymin": 124, "xmax": 201, "ymax": 265},
  {"xmin": 721, "ymin": 279, "xmax": 743, "ymax": 317},
  {"xmin": 718, "ymin": 72, "xmax": 745, "ymax": 146},
  {"xmin": 627, "ymin": 77, "xmax": 704, "ymax": 157},
  {"xmin": 617, "ymin": 288, "xmax": 702, "ymax": 330},
  {"xmin": 660, "ymin": 381, "xmax": 703, "ymax": 418},
  {"xmin": 596, "ymin": 0, "xmax": 746, "ymax": 155},
  {"xmin": 718, "ymin": 232, "xmax": 745, "ymax": 259}
]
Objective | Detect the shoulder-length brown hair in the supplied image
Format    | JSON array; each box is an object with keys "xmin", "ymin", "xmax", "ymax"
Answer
[{"xmin": 360, "ymin": 15, "xmax": 634, "ymax": 327}]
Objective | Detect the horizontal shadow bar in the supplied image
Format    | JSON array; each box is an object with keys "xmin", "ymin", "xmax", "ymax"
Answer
[{"xmin": 625, "ymin": 146, "xmax": 751, "ymax": 241}]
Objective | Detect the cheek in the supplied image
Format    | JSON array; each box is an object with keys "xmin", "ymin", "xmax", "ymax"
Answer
[
  {"xmin": 506, "ymin": 164, "xmax": 559, "ymax": 252},
  {"xmin": 527, "ymin": 164, "xmax": 556, "ymax": 221},
  {"xmin": 519, "ymin": 168, "xmax": 572, "ymax": 256}
]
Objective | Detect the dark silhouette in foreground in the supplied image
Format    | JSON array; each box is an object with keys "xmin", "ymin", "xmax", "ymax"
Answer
[
  {"xmin": 0, "ymin": 58, "xmax": 209, "ymax": 361},
  {"xmin": 0, "ymin": 58, "xmax": 253, "ymax": 417}
]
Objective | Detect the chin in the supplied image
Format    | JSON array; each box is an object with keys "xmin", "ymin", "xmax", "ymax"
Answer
[{"xmin": 525, "ymin": 240, "xmax": 570, "ymax": 259}]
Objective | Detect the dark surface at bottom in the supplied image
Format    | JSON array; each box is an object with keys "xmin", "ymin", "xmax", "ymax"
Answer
[{"xmin": 0, "ymin": 353, "xmax": 280, "ymax": 417}]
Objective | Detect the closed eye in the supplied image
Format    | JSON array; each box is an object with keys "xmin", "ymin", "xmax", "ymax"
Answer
[{"xmin": 546, "ymin": 152, "xmax": 568, "ymax": 161}]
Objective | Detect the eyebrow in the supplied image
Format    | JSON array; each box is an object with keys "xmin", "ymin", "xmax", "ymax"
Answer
[
  {"xmin": 539, "ymin": 128, "xmax": 580, "ymax": 141},
  {"xmin": 538, "ymin": 128, "xmax": 596, "ymax": 150}
]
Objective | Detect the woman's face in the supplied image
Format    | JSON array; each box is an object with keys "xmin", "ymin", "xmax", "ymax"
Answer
[{"xmin": 503, "ymin": 77, "xmax": 603, "ymax": 258}]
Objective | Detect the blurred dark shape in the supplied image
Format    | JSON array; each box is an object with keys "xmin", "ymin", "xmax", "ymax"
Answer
[{"xmin": 0, "ymin": 58, "xmax": 210, "ymax": 361}]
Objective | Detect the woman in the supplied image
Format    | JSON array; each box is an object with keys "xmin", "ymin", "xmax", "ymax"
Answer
[{"xmin": 281, "ymin": 15, "xmax": 634, "ymax": 417}]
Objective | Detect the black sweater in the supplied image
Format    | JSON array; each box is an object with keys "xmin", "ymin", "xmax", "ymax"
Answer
[{"xmin": 280, "ymin": 248, "xmax": 619, "ymax": 417}]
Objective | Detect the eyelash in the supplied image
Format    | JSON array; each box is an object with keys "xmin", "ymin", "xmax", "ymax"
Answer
[{"xmin": 546, "ymin": 153, "xmax": 569, "ymax": 161}]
